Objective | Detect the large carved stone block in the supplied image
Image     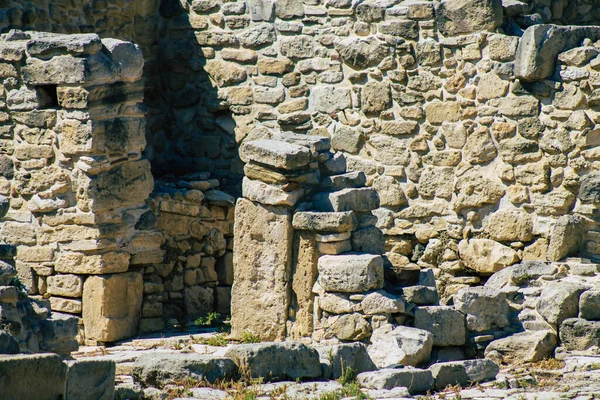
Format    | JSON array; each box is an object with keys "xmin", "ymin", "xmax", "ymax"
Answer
[
  {"xmin": 230, "ymin": 198, "xmax": 293, "ymax": 341},
  {"xmin": 82, "ymin": 271, "xmax": 143, "ymax": 342}
]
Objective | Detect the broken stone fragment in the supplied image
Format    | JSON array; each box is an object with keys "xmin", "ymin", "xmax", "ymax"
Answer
[
  {"xmin": 357, "ymin": 368, "xmax": 434, "ymax": 394},
  {"xmin": 242, "ymin": 177, "xmax": 304, "ymax": 207},
  {"xmin": 414, "ymin": 306, "xmax": 466, "ymax": 346},
  {"xmin": 26, "ymin": 33, "xmax": 102, "ymax": 56},
  {"xmin": 436, "ymin": 0, "xmax": 503, "ymax": 36},
  {"xmin": 453, "ymin": 286, "xmax": 510, "ymax": 332}
]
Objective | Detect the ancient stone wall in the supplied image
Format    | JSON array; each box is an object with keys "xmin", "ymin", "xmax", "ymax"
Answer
[
  {"xmin": 0, "ymin": 31, "xmax": 153, "ymax": 344},
  {"xmin": 155, "ymin": 0, "xmax": 600, "ymax": 308}
]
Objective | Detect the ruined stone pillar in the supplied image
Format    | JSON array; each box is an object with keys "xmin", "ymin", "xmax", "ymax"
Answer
[{"xmin": 0, "ymin": 31, "xmax": 155, "ymax": 343}]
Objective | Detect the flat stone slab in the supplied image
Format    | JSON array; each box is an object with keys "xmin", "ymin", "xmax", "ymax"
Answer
[
  {"xmin": 320, "ymin": 171, "xmax": 367, "ymax": 191},
  {"xmin": 132, "ymin": 352, "xmax": 237, "ymax": 387},
  {"xmin": 240, "ymin": 139, "xmax": 311, "ymax": 170},
  {"xmin": 357, "ymin": 367, "xmax": 434, "ymax": 394},
  {"xmin": 318, "ymin": 253, "xmax": 384, "ymax": 293},
  {"xmin": 26, "ymin": 33, "xmax": 103, "ymax": 56},
  {"xmin": 224, "ymin": 342, "xmax": 321, "ymax": 382},
  {"xmin": 429, "ymin": 359, "xmax": 499, "ymax": 390},
  {"xmin": 292, "ymin": 211, "xmax": 357, "ymax": 232},
  {"xmin": 414, "ymin": 306, "xmax": 466, "ymax": 346},
  {"xmin": 0, "ymin": 353, "xmax": 67, "ymax": 400}
]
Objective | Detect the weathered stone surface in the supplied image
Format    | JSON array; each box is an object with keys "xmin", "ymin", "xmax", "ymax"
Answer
[
  {"xmin": 579, "ymin": 290, "xmax": 600, "ymax": 321},
  {"xmin": 313, "ymin": 86, "xmax": 352, "ymax": 114},
  {"xmin": 55, "ymin": 252, "xmax": 129, "ymax": 274},
  {"xmin": 559, "ymin": 318, "xmax": 600, "ymax": 351},
  {"xmin": 242, "ymin": 177, "xmax": 304, "ymax": 207},
  {"xmin": 515, "ymin": 25, "xmax": 600, "ymax": 82},
  {"xmin": 402, "ymin": 285, "xmax": 439, "ymax": 305},
  {"xmin": 454, "ymin": 287, "xmax": 509, "ymax": 332},
  {"xmin": 415, "ymin": 306, "xmax": 466, "ymax": 346},
  {"xmin": 537, "ymin": 282, "xmax": 587, "ymax": 328},
  {"xmin": 27, "ymin": 33, "xmax": 102, "ymax": 56},
  {"xmin": 318, "ymin": 254, "xmax": 384, "ymax": 293},
  {"xmin": 547, "ymin": 215, "xmax": 583, "ymax": 262},
  {"xmin": 313, "ymin": 188, "xmax": 379, "ymax": 212},
  {"xmin": 316, "ymin": 343, "xmax": 376, "ymax": 379},
  {"xmin": 453, "ymin": 170, "xmax": 505, "ymax": 211},
  {"xmin": 0, "ymin": 354, "xmax": 66, "ymax": 400},
  {"xmin": 290, "ymin": 231, "xmax": 318, "ymax": 339},
  {"xmin": 133, "ymin": 353, "xmax": 237, "ymax": 387},
  {"xmin": 205, "ymin": 60, "xmax": 247, "ymax": 87},
  {"xmin": 292, "ymin": 211, "xmax": 357, "ymax": 232},
  {"xmin": 334, "ymin": 37, "xmax": 391, "ymax": 69},
  {"xmin": 579, "ymin": 173, "xmax": 600, "ymax": 204},
  {"xmin": 485, "ymin": 330, "xmax": 557, "ymax": 363},
  {"xmin": 330, "ymin": 313, "xmax": 372, "ymax": 341},
  {"xmin": 458, "ymin": 239, "xmax": 519, "ymax": 274},
  {"xmin": 361, "ymin": 290, "xmax": 405, "ymax": 315},
  {"xmin": 488, "ymin": 209, "xmax": 533, "ymax": 242},
  {"xmin": 429, "ymin": 359, "xmax": 499, "ymax": 390},
  {"xmin": 361, "ymin": 81, "xmax": 391, "ymax": 115},
  {"xmin": 436, "ymin": 0, "xmax": 503, "ymax": 36},
  {"xmin": 240, "ymin": 139, "xmax": 310, "ymax": 170},
  {"xmin": 368, "ymin": 326, "xmax": 433, "ymax": 368},
  {"xmin": 82, "ymin": 271, "xmax": 143, "ymax": 342},
  {"xmin": 66, "ymin": 359, "xmax": 116, "ymax": 400},
  {"xmin": 357, "ymin": 368, "xmax": 434, "ymax": 394},
  {"xmin": 225, "ymin": 342, "xmax": 320, "ymax": 381},
  {"xmin": 231, "ymin": 199, "xmax": 292, "ymax": 341},
  {"xmin": 47, "ymin": 274, "xmax": 83, "ymax": 298}
]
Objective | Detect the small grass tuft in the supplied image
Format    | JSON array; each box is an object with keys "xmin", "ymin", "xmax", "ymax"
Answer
[{"xmin": 240, "ymin": 331, "xmax": 261, "ymax": 343}]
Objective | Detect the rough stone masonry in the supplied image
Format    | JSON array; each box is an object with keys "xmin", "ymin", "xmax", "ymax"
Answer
[{"xmin": 0, "ymin": 0, "xmax": 599, "ymax": 357}]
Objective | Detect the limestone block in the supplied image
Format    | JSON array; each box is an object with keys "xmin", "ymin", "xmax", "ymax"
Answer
[
  {"xmin": 361, "ymin": 290, "xmax": 405, "ymax": 315},
  {"xmin": 378, "ymin": 20, "xmax": 419, "ymax": 40},
  {"xmin": 458, "ymin": 239, "xmax": 520, "ymax": 274},
  {"xmin": 82, "ymin": 271, "xmax": 143, "ymax": 342},
  {"xmin": 454, "ymin": 287, "xmax": 509, "ymax": 332},
  {"xmin": 60, "ymin": 116, "xmax": 146, "ymax": 155},
  {"xmin": 204, "ymin": 60, "xmax": 247, "ymax": 87},
  {"xmin": 515, "ymin": 24, "xmax": 600, "ymax": 82},
  {"xmin": 579, "ymin": 290, "xmax": 600, "ymax": 320},
  {"xmin": 242, "ymin": 177, "xmax": 304, "ymax": 207},
  {"xmin": 55, "ymin": 252, "xmax": 129, "ymax": 274},
  {"xmin": 578, "ymin": 172, "xmax": 600, "ymax": 204},
  {"xmin": 280, "ymin": 36, "xmax": 315, "ymax": 59},
  {"xmin": 357, "ymin": 368, "xmax": 434, "ymax": 394},
  {"xmin": 415, "ymin": 306, "xmax": 466, "ymax": 346},
  {"xmin": 368, "ymin": 326, "xmax": 433, "ymax": 368},
  {"xmin": 78, "ymin": 160, "xmax": 153, "ymax": 212},
  {"xmin": 0, "ymin": 354, "xmax": 66, "ymax": 400},
  {"xmin": 38, "ymin": 313, "xmax": 79, "ymax": 354},
  {"xmin": 240, "ymin": 139, "xmax": 310, "ymax": 170},
  {"xmin": 26, "ymin": 33, "xmax": 102, "ymax": 56},
  {"xmin": 436, "ymin": 0, "xmax": 502, "ymax": 36},
  {"xmin": 361, "ymin": 81, "xmax": 391, "ymax": 115},
  {"xmin": 184, "ymin": 286, "xmax": 214, "ymax": 318},
  {"xmin": 225, "ymin": 342, "xmax": 320, "ymax": 381},
  {"xmin": 133, "ymin": 353, "xmax": 237, "ymax": 387},
  {"xmin": 453, "ymin": 170, "xmax": 505, "ymax": 212},
  {"xmin": 22, "ymin": 52, "xmax": 118, "ymax": 85},
  {"xmin": 463, "ymin": 126, "xmax": 497, "ymax": 164},
  {"xmin": 429, "ymin": 359, "xmax": 499, "ymax": 391},
  {"xmin": 425, "ymin": 102, "xmax": 461, "ymax": 124},
  {"xmin": 246, "ymin": 0, "xmax": 275, "ymax": 21},
  {"xmin": 559, "ymin": 318, "xmax": 600, "ymax": 351},
  {"xmin": 536, "ymin": 282, "xmax": 587, "ymax": 328},
  {"xmin": 335, "ymin": 37, "xmax": 391, "ymax": 69},
  {"xmin": 318, "ymin": 254, "xmax": 384, "ymax": 293},
  {"xmin": 547, "ymin": 215, "xmax": 583, "ymax": 261},
  {"xmin": 329, "ymin": 313, "xmax": 371, "ymax": 341},
  {"xmin": 47, "ymin": 274, "xmax": 83, "ymax": 298},
  {"xmin": 372, "ymin": 175, "xmax": 407, "ymax": 207},
  {"xmin": 65, "ymin": 359, "xmax": 116, "ymax": 400},
  {"xmin": 230, "ymin": 199, "xmax": 293, "ymax": 341},
  {"xmin": 484, "ymin": 330, "xmax": 557, "ymax": 363},
  {"xmin": 0, "ymin": 260, "xmax": 16, "ymax": 285},
  {"xmin": 488, "ymin": 209, "xmax": 533, "ymax": 242},
  {"xmin": 316, "ymin": 343, "xmax": 376, "ymax": 380},
  {"xmin": 313, "ymin": 86, "xmax": 352, "ymax": 114},
  {"xmin": 313, "ymin": 188, "xmax": 379, "ymax": 212},
  {"xmin": 238, "ymin": 23, "xmax": 276, "ymax": 47},
  {"xmin": 102, "ymin": 39, "xmax": 144, "ymax": 82},
  {"xmin": 290, "ymin": 232, "xmax": 319, "ymax": 338}
]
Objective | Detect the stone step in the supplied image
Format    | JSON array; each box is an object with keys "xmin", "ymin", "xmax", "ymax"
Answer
[
  {"xmin": 240, "ymin": 139, "xmax": 311, "ymax": 170},
  {"xmin": 318, "ymin": 253, "xmax": 384, "ymax": 293},
  {"xmin": 320, "ymin": 171, "xmax": 367, "ymax": 191},
  {"xmin": 312, "ymin": 187, "xmax": 379, "ymax": 212},
  {"xmin": 292, "ymin": 210, "xmax": 357, "ymax": 232}
]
